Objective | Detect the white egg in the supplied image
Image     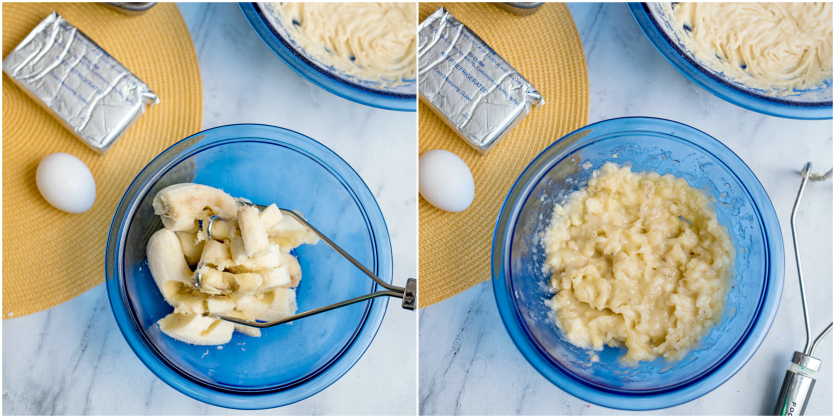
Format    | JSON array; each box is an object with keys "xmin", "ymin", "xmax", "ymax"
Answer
[
  {"xmin": 36, "ymin": 153, "xmax": 96, "ymax": 213},
  {"xmin": 419, "ymin": 149, "xmax": 475, "ymax": 212}
]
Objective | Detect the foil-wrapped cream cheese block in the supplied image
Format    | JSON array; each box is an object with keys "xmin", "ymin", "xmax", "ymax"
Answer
[
  {"xmin": 418, "ymin": 7, "xmax": 543, "ymax": 155},
  {"xmin": 3, "ymin": 12, "xmax": 159, "ymax": 154}
]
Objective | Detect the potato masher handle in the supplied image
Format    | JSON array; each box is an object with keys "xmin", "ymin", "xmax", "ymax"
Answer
[
  {"xmin": 773, "ymin": 163, "xmax": 832, "ymax": 416},
  {"xmin": 204, "ymin": 205, "xmax": 417, "ymax": 328},
  {"xmin": 217, "ymin": 281, "xmax": 415, "ymax": 328}
]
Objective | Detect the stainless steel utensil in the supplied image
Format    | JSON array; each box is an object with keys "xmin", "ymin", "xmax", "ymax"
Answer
[
  {"xmin": 105, "ymin": 3, "xmax": 157, "ymax": 15},
  {"xmin": 773, "ymin": 162, "xmax": 833, "ymax": 416},
  {"xmin": 195, "ymin": 204, "xmax": 416, "ymax": 328},
  {"xmin": 495, "ymin": 2, "xmax": 545, "ymax": 16}
]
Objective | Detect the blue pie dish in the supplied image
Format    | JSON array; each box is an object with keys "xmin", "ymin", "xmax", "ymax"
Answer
[
  {"xmin": 239, "ymin": 2, "xmax": 416, "ymax": 112},
  {"xmin": 492, "ymin": 117, "xmax": 784, "ymax": 410},
  {"xmin": 105, "ymin": 124, "xmax": 393, "ymax": 409},
  {"xmin": 629, "ymin": 2, "xmax": 832, "ymax": 120}
]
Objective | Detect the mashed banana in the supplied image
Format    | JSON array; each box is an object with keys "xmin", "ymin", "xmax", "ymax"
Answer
[
  {"xmin": 665, "ymin": 2, "xmax": 832, "ymax": 94},
  {"xmin": 543, "ymin": 163, "xmax": 734, "ymax": 363},
  {"xmin": 271, "ymin": 2, "xmax": 416, "ymax": 85}
]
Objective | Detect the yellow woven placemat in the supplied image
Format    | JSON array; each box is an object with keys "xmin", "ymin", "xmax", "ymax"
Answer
[
  {"xmin": 2, "ymin": 3, "xmax": 202, "ymax": 318},
  {"xmin": 419, "ymin": 2, "xmax": 588, "ymax": 308}
]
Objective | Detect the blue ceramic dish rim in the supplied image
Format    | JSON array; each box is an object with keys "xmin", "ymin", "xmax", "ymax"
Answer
[
  {"xmin": 627, "ymin": 2, "xmax": 832, "ymax": 120},
  {"xmin": 105, "ymin": 124, "xmax": 393, "ymax": 410},
  {"xmin": 491, "ymin": 117, "xmax": 784, "ymax": 410},
  {"xmin": 238, "ymin": 3, "xmax": 416, "ymax": 112}
]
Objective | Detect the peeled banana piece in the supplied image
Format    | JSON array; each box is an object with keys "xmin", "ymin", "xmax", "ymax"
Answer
[
  {"xmin": 234, "ymin": 272, "xmax": 263, "ymax": 295},
  {"xmin": 176, "ymin": 231, "xmax": 205, "ymax": 265},
  {"xmin": 198, "ymin": 218, "xmax": 237, "ymax": 242},
  {"xmin": 224, "ymin": 309, "xmax": 262, "ymax": 337},
  {"xmin": 279, "ymin": 253, "xmax": 302, "ymax": 288},
  {"xmin": 255, "ymin": 265, "xmax": 291, "ymax": 292},
  {"xmin": 199, "ymin": 240, "xmax": 235, "ymax": 271},
  {"xmin": 228, "ymin": 237, "xmax": 281, "ymax": 272},
  {"xmin": 238, "ymin": 205, "xmax": 271, "ymax": 258},
  {"xmin": 259, "ymin": 204, "xmax": 283, "ymax": 230},
  {"xmin": 196, "ymin": 267, "xmax": 236, "ymax": 295},
  {"xmin": 232, "ymin": 288, "xmax": 297, "ymax": 322},
  {"xmin": 153, "ymin": 183, "xmax": 238, "ymax": 231},
  {"xmin": 258, "ymin": 288, "xmax": 298, "ymax": 322},
  {"xmin": 158, "ymin": 313, "xmax": 234, "ymax": 345},
  {"xmin": 267, "ymin": 213, "xmax": 320, "ymax": 250},
  {"xmin": 169, "ymin": 284, "xmax": 207, "ymax": 315},
  {"xmin": 235, "ymin": 324, "xmax": 262, "ymax": 337},
  {"xmin": 196, "ymin": 266, "xmax": 263, "ymax": 296},
  {"xmin": 206, "ymin": 296, "xmax": 235, "ymax": 315},
  {"xmin": 147, "ymin": 229, "xmax": 195, "ymax": 306},
  {"xmin": 232, "ymin": 293, "xmax": 273, "ymax": 320},
  {"xmin": 148, "ymin": 184, "xmax": 316, "ymax": 346}
]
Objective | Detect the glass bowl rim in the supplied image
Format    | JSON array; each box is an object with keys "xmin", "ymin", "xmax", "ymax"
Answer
[
  {"xmin": 105, "ymin": 123, "xmax": 393, "ymax": 409},
  {"xmin": 238, "ymin": 2, "xmax": 417, "ymax": 112},
  {"xmin": 491, "ymin": 116, "xmax": 784, "ymax": 410},
  {"xmin": 627, "ymin": 2, "xmax": 832, "ymax": 120}
]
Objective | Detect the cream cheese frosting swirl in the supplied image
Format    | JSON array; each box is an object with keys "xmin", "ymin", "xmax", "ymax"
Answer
[
  {"xmin": 270, "ymin": 2, "xmax": 416, "ymax": 86},
  {"xmin": 665, "ymin": 2, "xmax": 832, "ymax": 94}
]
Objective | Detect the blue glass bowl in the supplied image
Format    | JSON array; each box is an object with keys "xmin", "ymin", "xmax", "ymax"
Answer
[
  {"xmin": 239, "ymin": 2, "xmax": 416, "ymax": 112},
  {"xmin": 628, "ymin": 3, "xmax": 832, "ymax": 120},
  {"xmin": 492, "ymin": 117, "xmax": 784, "ymax": 410},
  {"xmin": 105, "ymin": 124, "xmax": 393, "ymax": 409}
]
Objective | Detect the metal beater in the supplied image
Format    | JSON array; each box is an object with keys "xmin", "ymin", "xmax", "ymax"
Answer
[
  {"xmin": 195, "ymin": 204, "xmax": 416, "ymax": 328},
  {"xmin": 773, "ymin": 162, "xmax": 833, "ymax": 416}
]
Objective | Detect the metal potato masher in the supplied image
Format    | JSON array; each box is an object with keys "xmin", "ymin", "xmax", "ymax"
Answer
[
  {"xmin": 194, "ymin": 204, "xmax": 417, "ymax": 328},
  {"xmin": 773, "ymin": 163, "xmax": 833, "ymax": 416}
]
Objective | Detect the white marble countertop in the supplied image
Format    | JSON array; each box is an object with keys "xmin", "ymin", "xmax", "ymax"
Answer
[
  {"xmin": 2, "ymin": 3, "xmax": 416, "ymax": 415},
  {"xmin": 418, "ymin": 3, "xmax": 833, "ymax": 416}
]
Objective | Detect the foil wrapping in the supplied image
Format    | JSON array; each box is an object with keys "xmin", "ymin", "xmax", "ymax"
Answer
[
  {"xmin": 418, "ymin": 7, "xmax": 543, "ymax": 155},
  {"xmin": 2, "ymin": 12, "xmax": 159, "ymax": 154}
]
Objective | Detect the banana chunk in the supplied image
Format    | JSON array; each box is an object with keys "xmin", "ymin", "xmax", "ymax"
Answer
[
  {"xmin": 259, "ymin": 204, "xmax": 283, "ymax": 230},
  {"xmin": 175, "ymin": 231, "xmax": 205, "ymax": 265},
  {"xmin": 158, "ymin": 313, "xmax": 234, "ymax": 345},
  {"xmin": 234, "ymin": 324, "xmax": 262, "ymax": 337},
  {"xmin": 232, "ymin": 293, "xmax": 273, "ymax": 320},
  {"xmin": 233, "ymin": 288, "xmax": 298, "ymax": 322},
  {"xmin": 228, "ymin": 231, "xmax": 247, "ymax": 265},
  {"xmin": 238, "ymin": 205, "xmax": 271, "ymax": 258},
  {"xmin": 258, "ymin": 288, "xmax": 298, "ymax": 322},
  {"xmin": 197, "ymin": 266, "xmax": 262, "ymax": 296},
  {"xmin": 279, "ymin": 253, "xmax": 302, "ymax": 288},
  {"xmin": 197, "ymin": 267, "xmax": 236, "ymax": 295},
  {"xmin": 233, "ymin": 272, "xmax": 262, "ymax": 296},
  {"xmin": 148, "ymin": 184, "xmax": 316, "ymax": 346},
  {"xmin": 199, "ymin": 240, "xmax": 234, "ymax": 271},
  {"xmin": 204, "ymin": 206, "xmax": 281, "ymax": 243},
  {"xmin": 267, "ymin": 213, "xmax": 320, "ymax": 250},
  {"xmin": 206, "ymin": 296, "xmax": 235, "ymax": 315},
  {"xmin": 153, "ymin": 184, "xmax": 238, "ymax": 231},
  {"xmin": 147, "ymin": 229, "xmax": 194, "ymax": 305},
  {"xmin": 168, "ymin": 283, "xmax": 207, "ymax": 315},
  {"xmin": 229, "ymin": 239, "xmax": 281, "ymax": 273},
  {"xmin": 255, "ymin": 265, "xmax": 291, "ymax": 293},
  {"xmin": 224, "ymin": 310, "xmax": 262, "ymax": 337},
  {"xmin": 198, "ymin": 218, "xmax": 238, "ymax": 243}
]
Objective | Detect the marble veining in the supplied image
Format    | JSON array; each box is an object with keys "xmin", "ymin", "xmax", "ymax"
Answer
[
  {"xmin": 3, "ymin": 2, "xmax": 416, "ymax": 415},
  {"xmin": 419, "ymin": 3, "xmax": 832, "ymax": 415}
]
